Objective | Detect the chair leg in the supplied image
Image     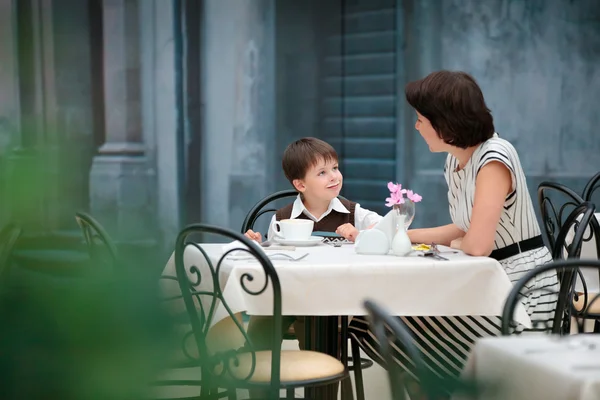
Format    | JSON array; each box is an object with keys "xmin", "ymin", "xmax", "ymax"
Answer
[
  {"xmin": 227, "ymin": 387, "xmax": 237, "ymax": 400},
  {"xmin": 286, "ymin": 387, "xmax": 295, "ymax": 399},
  {"xmin": 351, "ymin": 338, "xmax": 366, "ymax": 400},
  {"xmin": 341, "ymin": 376, "xmax": 355, "ymax": 400}
]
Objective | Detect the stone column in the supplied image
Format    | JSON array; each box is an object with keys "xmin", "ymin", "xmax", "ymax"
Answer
[
  {"xmin": 202, "ymin": 0, "xmax": 276, "ymax": 231},
  {"xmin": 89, "ymin": 0, "xmax": 155, "ymax": 242},
  {"xmin": 4, "ymin": 0, "xmax": 60, "ymax": 232}
]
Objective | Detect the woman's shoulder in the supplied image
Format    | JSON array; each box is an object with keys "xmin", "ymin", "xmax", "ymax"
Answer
[
  {"xmin": 475, "ymin": 134, "xmax": 521, "ymax": 166},
  {"xmin": 478, "ymin": 134, "xmax": 518, "ymax": 157}
]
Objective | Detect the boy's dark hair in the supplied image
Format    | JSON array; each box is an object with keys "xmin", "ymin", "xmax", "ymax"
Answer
[
  {"xmin": 282, "ymin": 137, "xmax": 338, "ymax": 185},
  {"xmin": 405, "ymin": 70, "xmax": 495, "ymax": 148}
]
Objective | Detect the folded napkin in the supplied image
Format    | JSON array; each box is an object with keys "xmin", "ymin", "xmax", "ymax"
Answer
[
  {"xmin": 222, "ymin": 240, "xmax": 267, "ymax": 259},
  {"xmin": 372, "ymin": 209, "xmax": 397, "ymax": 246},
  {"xmin": 223, "ymin": 241, "xmax": 309, "ymax": 261}
]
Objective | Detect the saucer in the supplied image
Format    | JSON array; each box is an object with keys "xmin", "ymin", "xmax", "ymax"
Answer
[{"xmin": 274, "ymin": 236, "xmax": 323, "ymax": 247}]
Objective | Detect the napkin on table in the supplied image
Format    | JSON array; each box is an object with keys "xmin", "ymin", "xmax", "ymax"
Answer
[
  {"xmin": 222, "ymin": 240, "xmax": 267, "ymax": 259},
  {"xmin": 371, "ymin": 209, "xmax": 397, "ymax": 246},
  {"xmin": 222, "ymin": 240, "xmax": 308, "ymax": 261}
]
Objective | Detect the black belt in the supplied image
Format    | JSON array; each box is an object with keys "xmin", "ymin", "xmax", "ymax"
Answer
[{"xmin": 489, "ymin": 235, "xmax": 545, "ymax": 261}]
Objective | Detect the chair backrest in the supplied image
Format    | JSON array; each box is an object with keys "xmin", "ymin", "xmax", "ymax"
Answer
[
  {"xmin": 241, "ymin": 189, "xmax": 299, "ymax": 234},
  {"xmin": 501, "ymin": 258, "xmax": 600, "ymax": 336},
  {"xmin": 241, "ymin": 189, "xmax": 349, "ymax": 235},
  {"xmin": 169, "ymin": 224, "xmax": 282, "ymax": 399},
  {"xmin": 552, "ymin": 201, "xmax": 599, "ymax": 261},
  {"xmin": 363, "ymin": 299, "xmax": 421, "ymax": 400},
  {"xmin": 583, "ymin": 171, "xmax": 600, "ymax": 203},
  {"xmin": 363, "ymin": 299, "xmax": 477, "ymax": 399},
  {"xmin": 537, "ymin": 181, "xmax": 585, "ymax": 253},
  {"xmin": 0, "ymin": 223, "xmax": 23, "ymax": 283},
  {"xmin": 74, "ymin": 212, "xmax": 119, "ymax": 270}
]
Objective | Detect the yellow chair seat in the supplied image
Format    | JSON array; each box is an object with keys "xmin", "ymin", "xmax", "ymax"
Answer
[{"xmin": 224, "ymin": 349, "xmax": 345, "ymax": 383}]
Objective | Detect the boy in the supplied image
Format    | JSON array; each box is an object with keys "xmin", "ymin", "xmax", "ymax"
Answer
[
  {"xmin": 245, "ymin": 137, "xmax": 381, "ymax": 244},
  {"xmin": 243, "ymin": 137, "xmax": 381, "ymax": 352}
]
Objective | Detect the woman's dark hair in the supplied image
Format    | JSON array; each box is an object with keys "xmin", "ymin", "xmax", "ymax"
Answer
[{"xmin": 405, "ymin": 71, "xmax": 495, "ymax": 148}]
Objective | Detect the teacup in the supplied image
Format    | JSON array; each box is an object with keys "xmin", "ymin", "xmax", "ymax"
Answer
[{"xmin": 273, "ymin": 219, "xmax": 314, "ymax": 241}]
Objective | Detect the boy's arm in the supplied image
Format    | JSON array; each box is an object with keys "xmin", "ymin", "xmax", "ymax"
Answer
[{"xmin": 354, "ymin": 204, "xmax": 383, "ymax": 231}]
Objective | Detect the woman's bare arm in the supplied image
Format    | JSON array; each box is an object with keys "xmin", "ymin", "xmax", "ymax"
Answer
[
  {"xmin": 408, "ymin": 223, "xmax": 466, "ymax": 246},
  {"xmin": 458, "ymin": 161, "xmax": 512, "ymax": 256}
]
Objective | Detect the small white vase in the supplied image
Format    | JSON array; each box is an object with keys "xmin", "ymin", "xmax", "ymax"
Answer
[{"xmin": 391, "ymin": 214, "xmax": 412, "ymax": 256}]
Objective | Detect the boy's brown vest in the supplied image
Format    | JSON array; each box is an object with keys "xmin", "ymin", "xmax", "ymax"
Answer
[{"xmin": 274, "ymin": 198, "xmax": 357, "ymax": 232}]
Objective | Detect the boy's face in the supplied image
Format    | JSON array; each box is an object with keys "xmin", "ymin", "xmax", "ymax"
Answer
[{"xmin": 293, "ymin": 157, "xmax": 343, "ymax": 203}]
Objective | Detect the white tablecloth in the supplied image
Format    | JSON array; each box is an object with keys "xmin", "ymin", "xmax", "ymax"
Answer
[
  {"xmin": 162, "ymin": 242, "xmax": 530, "ymax": 327},
  {"xmin": 570, "ymin": 213, "xmax": 600, "ymax": 292},
  {"xmin": 463, "ymin": 335, "xmax": 600, "ymax": 400}
]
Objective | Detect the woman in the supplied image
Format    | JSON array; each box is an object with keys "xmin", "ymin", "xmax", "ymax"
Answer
[{"xmin": 349, "ymin": 70, "xmax": 558, "ymax": 393}]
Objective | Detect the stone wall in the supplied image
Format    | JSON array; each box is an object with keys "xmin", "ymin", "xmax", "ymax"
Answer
[{"xmin": 405, "ymin": 0, "xmax": 600, "ymax": 228}]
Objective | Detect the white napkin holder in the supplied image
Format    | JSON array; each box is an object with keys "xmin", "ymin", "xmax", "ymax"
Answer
[
  {"xmin": 355, "ymin": 229, "xmax": 390, "ymax": 255},
  {"xmin": 373, "ymin": 209, "xmax": 397, "ymax": 247}
]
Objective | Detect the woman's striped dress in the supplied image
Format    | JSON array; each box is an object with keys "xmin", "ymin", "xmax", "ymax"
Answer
[{"xmin": 348, "ymin": 133, "xmax": 559, "ymax": 384}]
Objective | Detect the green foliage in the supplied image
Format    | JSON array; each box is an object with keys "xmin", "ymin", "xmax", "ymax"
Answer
[{"xmin": 0, "ymin": 271, "xmax": 176, "ymax": 400}]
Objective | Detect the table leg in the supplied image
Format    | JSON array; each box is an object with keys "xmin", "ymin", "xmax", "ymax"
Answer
[{"xmin": 306, "ymin": 316, "xmax": 342, "ymax": 400}]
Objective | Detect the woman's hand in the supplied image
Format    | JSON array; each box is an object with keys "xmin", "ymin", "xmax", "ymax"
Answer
[
  {"xmin": 450, "ymin": 237, "xmax": 463, "ymax": 250},
  {"xmin": 244, "ymin": 229, "xmax": 262, "ymax": 243},
  {"xmin": 336, "ymin": 223, "xmax": 359, "ymax": 242}
]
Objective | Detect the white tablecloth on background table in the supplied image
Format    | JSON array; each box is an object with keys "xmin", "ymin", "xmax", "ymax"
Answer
[
  {"xmin": 462, "ymin": 335, "xmax": 600, "ymax": 400},
  {"xmin": 570, "ymin": 213, "xmax": 600, "ymax": 292},
  {"xmin": 162, "ymin": 242, "xmax": 530, "ymax": 327}
]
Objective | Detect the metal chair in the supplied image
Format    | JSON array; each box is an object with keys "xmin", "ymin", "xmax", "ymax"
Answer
[
  {"xmin": 582, "ymin": 171, "xmax": 600, "ymax": 203},
  {"xmin": 241, "ymin": 189, "xmax": 348, "ymax": 235},
  {"xmin": 363, "ymin": 299, "xmax": 478, "ymax": 400},
  {"xmin": 502, "ymin": 202, "xmax": 596, "ymax": 335},
  {"xmin": 241, "ymin": 189, "xmax": 298, "ymax": 235},
  {"xmin": 0, "ymin": 223, "xmax": 23, "ymax": 284},
  {"xmin": 552, "ymin": 201, "xmax": 600, "ymax": 333},
  {"xmin": 502, "ymin": 259, "xmax": 600, "ymax": 336},
  {"xmin": 551, "ymin": 201, "xmax": 600, "ymax": 261},
  {"xmin": 74, "ymin": 211, "xmax": 119, "ymax": 271},
  {"xmin": 537, "ymin": 181, "xmax": 585, "ymax": 254},
  {"xmin": 163, "ymin": 224, "xmax": 351, "ymax": 399}
]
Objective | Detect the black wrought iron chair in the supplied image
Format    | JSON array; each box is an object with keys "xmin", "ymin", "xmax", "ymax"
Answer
[
  {"xmin": 502, "ymin": 202, "xmax": 597, "ymax": 335},
  {"xmin": 551, "ymin": 201, "xmax": 600, "ymax": 261},
  {"xmin": 552, "ymin": 201, "xmax": 600, "ymax": 332},
  {"xmin": 74, "ymin": 211, "xmax": 119, "ymax": 271},
  {"xmin": 241, "ymin": 189, "xmax": 349, "ymax": 235},
  {"xmin": 537, "ymin": 181, "xmax": 585, "ymax": 254},
  {"xmin": 363, "ymin": 299, "xmax": 478, "ymax": 400},
  {"xmin": 241, "ymin": 190, "xmax": 371, "ymax": 400},
  {"xmin": 162, "ymin": 224, "xmax": 350, "ymax": 399},
  {"xmin": 241, "ymin": 190, "xmax": 298, "ymax": 235},
  {"xmin": 583, "ymin": 171, "xmax": 600, "ymax": 203},
  {"xmin": 0, "ymin": 223, "xmax": 23, "ymax": 284},
  {"xmin": 502, "ymin": 259, "xmax": 600, "ymax": 336}
]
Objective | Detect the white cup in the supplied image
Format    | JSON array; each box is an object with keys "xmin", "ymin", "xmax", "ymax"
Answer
[{"xmin": 273, "ymin": 219, "xmax": 314, "ymax": 241}]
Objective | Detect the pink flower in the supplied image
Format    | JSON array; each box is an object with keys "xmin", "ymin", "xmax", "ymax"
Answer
[
  {"xmin": 385, "ymin": 191, "xmax": 405, "ymax": 207},
  {"xmin": 388, "ymin": 182, "xmax": 406, "ymax": 195},
  {"xmin": 387, "ymin": 182, "xmax": 400, "ymax": 193},
  {"xmin": 385, "ymin": 182, "xmax": 422, "ymax": 206},
  {"xmin": 406, "ymin": 190, "xmax": 422, "ymax": 203}
]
